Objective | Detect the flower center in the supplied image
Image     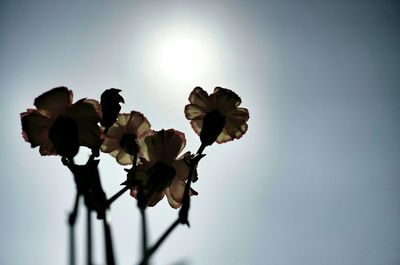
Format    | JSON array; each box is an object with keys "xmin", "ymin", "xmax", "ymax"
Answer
[
  {"xmin": 145, "ymin": 162, "xmax": 176, "ymax": 193},
  {"xmin": 200, "ymin": 110, "xmax": 225, "ymax": 146},
  {"xmin": 48, "ymin": 115, "xmax": 80, "ymax": 158},
  {"xmin": 119, "ymin": 133, "xmax": 138, "ymax": 155}
]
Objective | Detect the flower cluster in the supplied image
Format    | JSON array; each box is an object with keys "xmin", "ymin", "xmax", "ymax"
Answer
[
  {"xmin": 20, "ymin": 85, "xmax": 249, "ymax": 264},
  {"xmin": 21, "ymin": 86, "xmax": 249, "ymax": 209}
]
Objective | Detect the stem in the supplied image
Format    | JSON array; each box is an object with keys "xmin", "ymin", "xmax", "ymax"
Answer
[
  {"xmin": 139, "ymin": 219, "xmax": 180, "ymax": 265},
  {"xmin": 140, "ymin": 207, "xmax": 148, "ymax": 265},
  {"xmin": 87, "ymin": 209, "xmax": 93, "ymax": 265},
  {"xmin": 178, "ymin": 143, "xmax": 206, "ymax": 225},
  {"xmin": 68, "ymin": 192, "xmax": 80, "ymax": 225},
  {"xmin": 107, "ymin": 185, "xmax": 130, "ymax": 206},
  {"xmin": 138, "ymin": 144, "xmax": 206, "ymax": 264},
  {"xmin": 103, "ymin": 211, "xmax": 116, "ymax": 265},
  {"xmin": 68, "ymin": 192, "xmax": 80, "ymax": 265},
  {"xmin": 196, "ymin": 144, "xmax": 206, "ymax": 155},
  {"xmin": 69, "ymin": 224, "xmax": 75, "ymax": 265}
]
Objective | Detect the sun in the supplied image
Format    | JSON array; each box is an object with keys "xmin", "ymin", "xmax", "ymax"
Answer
[
  {"xmin": 144, "ymin": 26, "xmax": 216, "ymax": 84},
  {"xmin": 157, "ymin": 36, "xmax": 206, "ymax": 81}
]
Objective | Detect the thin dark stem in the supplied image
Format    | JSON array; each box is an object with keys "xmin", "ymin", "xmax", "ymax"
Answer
[
  {"xmin": 69, "ymin": 224, "xmax": 75, "ymax": 265},
  {"xmin": 68, "ymin": 192, "xmax": 80, "ymax": 265},
  {"xmin": 107, "ymin": 185, "xmax": 130, "ymax": 206},
  {"xmin": 68, "ymin": 192, "xmax": 80, "ymax": 225},
  {"xmin": 139, "ymin": 219, "xmax": 180, "ymax": 265},
  {"xmin": 140, "ymin": 207, "xmax": 148, "ymax": 265},
  {"xmin": 103, "ymin": 211, "xmax": 116, "ymax": 265},
  {"xmin": 196, "ymin": 143, "xmax": 206, "ymax": 155},
  {"xmin": 87, "ymin": 209, "xmax": 93, "ymax": 265},
  {"xmin": 138, "ymin": 144, "xmax": 206, "ymax": 264},
  {"xmin": 178, "ymin": 143, "xmax": 206, "ymax": 225}
]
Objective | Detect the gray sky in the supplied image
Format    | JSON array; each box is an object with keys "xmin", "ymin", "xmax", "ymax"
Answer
[{"xmin": 1, "ymin": 1, "xmax": 399, "ymax": 264}]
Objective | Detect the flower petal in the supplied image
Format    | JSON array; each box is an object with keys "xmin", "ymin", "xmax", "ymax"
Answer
[
  {"xmin": 110, "ymin": 149, "xmax": 120, "ymax": 158},
  {"xmin": 100, "ymin": 138, "xmax": 120, "ymax": 153},
  {"xmin": 166, "ymin": 181, "xmax": 198, "ymax": 209},
  {"xmin": 216, "ymin": 128, "xmax": 234, "ymax": 144},
  {"xmin": 137, "ymin": 130, "xmax": 155, "ymax": 162},
  {"xmin": 184, "ymin": 104, "xmax": 206, "ymax": 120},
  {"xmin": 161, "ymin": 129, "xmax": 186, "ymax": 165},
  {"xmin": 168, "ymin": 177, "xmax": 186, "ymax": 204},
  {"xmin": 68, "ymin": 99, "xmax": 102, "ymax": 123},
  {"xmin": 188, "ymin": 87, "xmax": 209, "ymax": 109},
  {"xmin": 126, "ymin": 111, "xmax": 151, "ymax": 137},
  {"xmin": 20, "ymin": 109, "xmax": 53, "ymax": 148},
  {"xmin": 165, "ymin": 188, "xmax": 181, "ymax": 209},
  {"xmin": 214, "ymin": 87, "xmax": 242, "ymax": 115},
  {"xmin": 172, "ymin": 158, "xmax": 190, "ymax": 182},
  {"xmin": 225, "ymin": 116, "xmax": 249, "ymax": 139},
  {"xmin": 147, "ymin": 191, "xmax": 165, "ymax": 207},
  {"xmin": 116, "ymin": 150, "xmax": 133, "ymax": 165},
  {"xmin": 107, "ymin": 124, "xmax": 124, "ymax": 140},
  {"xmin": 67, "ymin": 99, "xmax": 103, "ymax": 150},
  {"xmin": 34, "ymin": 87, "xmax": 73, "ymax": 116},
  {"xmin": 225, "ymin": 119, "xmax": 239, "ymax": 138},
  {"xmin": 39, "ymin": 139, "xmax": 56, "ymax": 155},
  {"xmin": 226, "ymin": 107, "xmax": 249, "ymax": 122},
  {"xmin": 190, "ymin": 119, "xmax": 203, "ymax": 136},
  {"xmin": 116, "ymin": 113, "xmax": 130, "ymax": 127},
  {"xmin": 141, "ymin": 129, "xmax": 186, "ymax": 165},
  {"xmin": 75, "ymin": 121, "xmax": 102, "ymax": 150}
]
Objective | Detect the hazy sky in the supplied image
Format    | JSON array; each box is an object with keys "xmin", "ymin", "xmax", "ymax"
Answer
[{"xmin": 1, "ymin": 1, "xmax": 400, "ymax": 265}]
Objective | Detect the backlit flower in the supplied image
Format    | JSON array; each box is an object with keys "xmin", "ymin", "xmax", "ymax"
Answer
[
  {"xmin": 20, "ymin": 87, "xmax": 102, "ymax": 157},
  {"xmin": 100, "ymin": 111, "xmax": 151, "ymax": 165},
  {"xmin": 130, "ymin": 129, "xmax": 197, "ymax": 208},
  {"xmin": 184, "ymin": 86, "xmax": 250, "ymax": 146},
  {"xmin": 100, "ymin": 88, "xmax": 124, "ymax": 132}
]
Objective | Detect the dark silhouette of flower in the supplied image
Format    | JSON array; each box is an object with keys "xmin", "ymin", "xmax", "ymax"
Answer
[
  {"xmin": 20, "ymin": 87, "xmax": 102, "ymax": 157},
  {"xmin": 100, "ymin": 111, "xmax": 151, "ymax": 165},
  {"xmin": 130, "ymin": 129, "xmax": 197, "ymax": 208},
  {"xmin": 184, "ymin": 86, "xmax": 249, "ymax": 146},
  {"xmin": 100, "ymin": 88, "xmax": 124, "ymax": 132}
]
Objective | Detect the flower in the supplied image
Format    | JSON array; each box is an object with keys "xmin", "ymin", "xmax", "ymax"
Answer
[
  {"xmin": 184, "ymin": 86, "xmax": 250, "ymax": 146},
  {"xmin": 20, "ymin": 86, "xmax": 102, "ymax": 157},
  {"xmin": 100, "ymin": 111, "xmax": 151, "ymax": 165},
  {"xmin": 100, "ymin": 88, "xmax": 125, "ymax": 132},
  {"xmin": 130, "ymin": 129, "xmax": 197, "ymax": 208}
]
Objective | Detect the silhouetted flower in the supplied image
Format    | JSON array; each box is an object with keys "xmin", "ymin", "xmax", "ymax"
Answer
[
  {"xmin": 130, "ymin": 129, "xmax": 197, "ymax": 208},
  {"xmin": 100, "ymin": 88, "xmax": 124, "ymax": 132},
  {"xmin": 185, "ymin": 86, "xmax": 249, "ymax": 146},
  {"xmin": 100, "ymin": 111, "xmax": 151, "ymax": 165},
  {"xmin": 20, "ymin": 87, "xmax": 102, "ymax": 157}
]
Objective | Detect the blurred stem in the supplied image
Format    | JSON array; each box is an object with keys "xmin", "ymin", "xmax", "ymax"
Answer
[
  {"xmin": 182, "ymin": 143, "xmax": 206, "ymax": 198},
  {"xmin": 140, "ymin": 207, "xmax": 148, "ymax": 265},
  {"xmin": 103, "ymin": 210, "xmax": 116, "ymax": 265},
  {"xmin": 178, "ymin": 143, "xmax": 206, "ymax": 225},
  {"xmin": 138, "ymin": 144, "xmax": 206, "ymax": 264},
  {"xmin": 139, "ymin": 220, "xmax": 180, "ymax": 265},
  {"xmin": 68, "ymin": 191, "xmax": 80, "ymax": 265},
  {"xmin": 87, "ymin": 209, "xmax": 93, "ymax": 265},
  {"xmin": 107, "ymin": 185, "xmax": 130, "ymax": 205},
  {"xmin": 69, "ymin": 224, "xmax": 75, "ymax": 265}
]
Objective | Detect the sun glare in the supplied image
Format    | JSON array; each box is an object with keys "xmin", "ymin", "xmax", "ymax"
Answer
[
  {"xmin": 144, "ymin": 26, "xmax": 216, "ymax": 84},
  {"xmin": 158, "ymin": 36, "xmax": 206, "ymax": 81}
]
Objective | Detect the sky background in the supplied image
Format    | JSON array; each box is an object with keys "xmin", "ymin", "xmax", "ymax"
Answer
[{"xmin": 1, "ymin": 1, "xmax": 400, "ymax": 264}]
